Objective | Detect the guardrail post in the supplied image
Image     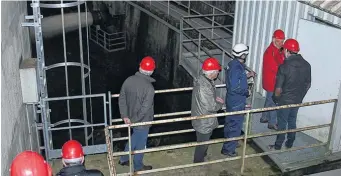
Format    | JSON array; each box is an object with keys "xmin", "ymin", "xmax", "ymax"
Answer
[
  {"xmin": 108, "ymin": 91, "xmax": 113, "ymax": 152},
  {"xmin": 128, "ymin": 125, "xmax": 133, "ymax": 175},
  {"xmin": 211, "ymin": 8, "xmax": 215, "ymax": 38},
  {"xmin": 327, "ymin": 99, "xmax": 339, "ymax": 152},
  {"xmin": 241, "ymin": 112, "xmax": 250, "ymax": 174}
]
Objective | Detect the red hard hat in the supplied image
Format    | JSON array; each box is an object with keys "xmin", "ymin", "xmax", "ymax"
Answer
[
  {"xmin": 283, "ymin": 38, "xmax": 300, "ymax": 53},
  {"xmin": 140, "ymin": 56, "xmax": 156, "ymax": 71},
  {"xmin": 202, "ymin": 57, "xmax": 221, "ymax": 71},
  {"xmin": 273, "ymin": 29, "xmax": 285, "ymax": 40},
  {"xmin": 62, "ymin": 140, "xmax": 84, "ymax": 159},
  {"xmin": 10, "ymin": 150, "xmax": 52, "ymax": 176}
]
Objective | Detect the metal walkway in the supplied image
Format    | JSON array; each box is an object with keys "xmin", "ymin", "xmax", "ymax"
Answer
[
  {"xmin": 144, "ymin": 1, "xmax": 233, "ymax": 86},
  {"xmin": 251, "ymin": 93, "xmax": 335, "ymax": 172}
]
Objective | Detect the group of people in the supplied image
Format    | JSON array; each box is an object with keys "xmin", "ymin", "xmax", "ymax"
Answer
[
  {"xmin": 191, "ymin": 29, "xmax": 311, "ymax": 160},
  {"xmin": 116, "ymin": 28, "xmax": 311, "ymax": 170},
  {"xmin": 9, "ymin": 29, "xmax": 311, "ymax": 175},
  {"xmin": 10, "ymin": 140, "xmax": 103, "ymax": 176}
]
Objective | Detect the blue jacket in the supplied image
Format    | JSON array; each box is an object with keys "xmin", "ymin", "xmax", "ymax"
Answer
[{"xmin": 225, "ymin": 59, "xmax": 248, "ymax": 111}]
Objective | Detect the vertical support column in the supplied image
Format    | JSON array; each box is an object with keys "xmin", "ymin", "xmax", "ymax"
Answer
[
  {"xmin": 188, "ymin": 1, "xmax": 191, "ymax": 15},
  {"xmin": 241, "ymin": 112, "xmax": 250, "ymax": 174},
  {"xmin": 31, "ymin": 0, "xmax": 51, "ymax": 160},
  {"xmin": 168, "ymin": 0, "xmax": 170, "ymax": 15},
  {"xmin": 179, "ymin": 18, "xmax": 184, "ymax": 64},
  {"xmin": 198, "ymin": 33, "xmax": 202, "ymax": 76},
  {"xmin": 220, "ymin": 52, "xmax": 225, "ymax": 98},
  {"xmin": 77, "ymin": 2, "xmax": 88, "ymax": 146},
  {"xmin": 60, "ymin": 0, "xmax": 72, "ymax": 140},
  {"xmin": 211, "ymin": 8, "xmax": 215, "ymax": 38},
  {"xmin": 85, "ymin": 1, "xmax": 94, "ymax": 145}
]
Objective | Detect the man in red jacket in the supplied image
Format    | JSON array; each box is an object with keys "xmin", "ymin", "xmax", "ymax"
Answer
[{"xmin": 260, "ymin": 29, "xmax": 285, "ymax": 130}]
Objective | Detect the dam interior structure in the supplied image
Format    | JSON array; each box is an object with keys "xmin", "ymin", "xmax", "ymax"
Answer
[{"xmin": 2, "ymin": 0, "xmax": 341, "ymax": 176}]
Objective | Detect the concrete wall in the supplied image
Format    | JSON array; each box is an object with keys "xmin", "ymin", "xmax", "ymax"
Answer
[{"xmin": 1, "ymin": 1, "xmax": 38, "ymax": 175}]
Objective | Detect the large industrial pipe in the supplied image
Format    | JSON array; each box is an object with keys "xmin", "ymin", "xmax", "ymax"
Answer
[{"xmin": 29, "ymin": 10, "xmax": 105, "ymax": 41}]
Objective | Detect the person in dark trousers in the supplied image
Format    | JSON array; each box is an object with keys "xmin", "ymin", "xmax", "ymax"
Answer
[
  {"xmin": 118, "ymin": 56, "xmax": 156, "ymax": 171},
  {"xmin": 260, "ymin": 29, "xmax": 286, "ymax": 130},
  {"xmin": 269, "ymin": 39, "xmax": 311, "ymax": 150},
  {"xmin": 221, "ymin": 43, "xmax": 255, "ymax": 157},
  {"xmin": 57, "ymin": 140, "xmax": 103, "ymax": 176},
  {"xmin": 191, "ymin": 57, "xmax": 224, "ymax": 163}
]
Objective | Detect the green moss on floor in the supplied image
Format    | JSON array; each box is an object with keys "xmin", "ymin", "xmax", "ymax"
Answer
[{"xmin": 51, "ymin": 142, "xmax": 281, "ymax": 176}]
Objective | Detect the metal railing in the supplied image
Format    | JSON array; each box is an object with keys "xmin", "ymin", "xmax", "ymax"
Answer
[
  {"xmin": 89, "ymin": 25, "xmax": 126, "ymax": 52},
  {"xmin": 105, "ymin": 98, "xmax": 337, "ymax": 176}
]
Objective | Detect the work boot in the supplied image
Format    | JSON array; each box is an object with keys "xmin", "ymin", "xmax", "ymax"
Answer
[
  {"xmin": 268, "ymin": 124, "xmax": 278, "ymax": 130},
  {"xmin": 118, "ymin": 160, "xmax": 130, "ymax": 166},
  {"xmin": 135, "ymin": 165, "xmax": 153, "ymax": 172},
  {"xmin": 221, "ymin": 150, "xmax": 238, "ymax": 157}
]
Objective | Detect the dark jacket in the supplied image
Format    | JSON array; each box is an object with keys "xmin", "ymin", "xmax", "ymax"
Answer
[
  {"xmin": 119, "ymin": 72, "xmax": 155, "ymax": 129},
  {"xmin": 273, "ymin": 54, "xmax": 311, "ymax": 105},
  {"xmin": 225, "ymin": 59, "xmax": 249, "ymax": 111},
  {"xmin": 56, "ymin": 165, "xmax": 103, "ymax": 176},
  {"xmin": 191, "ymin": 73, "xmax": 223, "ymax": 134}
]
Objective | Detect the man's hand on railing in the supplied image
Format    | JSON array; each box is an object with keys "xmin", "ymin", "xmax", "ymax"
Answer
[
  {"xmin": 123, "ymin": 117, "xmax": 131, "ymax": 124},
  {"xmin": 247, "ymin": 71, "xmax": 256, "ymax": 78},
  {"xmin": 216, "ymin": 97, "xmax": 224, "ymax": 104}
]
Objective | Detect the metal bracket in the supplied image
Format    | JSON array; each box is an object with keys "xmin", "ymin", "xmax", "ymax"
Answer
[{"xmin": 21, "ymin": 22, "xmax": 37, "ymax": 27}]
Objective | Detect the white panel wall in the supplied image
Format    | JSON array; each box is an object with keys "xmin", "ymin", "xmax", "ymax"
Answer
[{"xmin": 233, "ymin": 1, "xmax": 341, "ymax": 96}]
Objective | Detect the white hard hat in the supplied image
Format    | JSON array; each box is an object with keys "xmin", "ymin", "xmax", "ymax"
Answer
[{"xmin": 232, "ymin": 43, "xmax": 249, "ymax": 57}]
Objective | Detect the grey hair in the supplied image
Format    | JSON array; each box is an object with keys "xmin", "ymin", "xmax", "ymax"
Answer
[
  {"xmin": 203, "ymin": 70, "xmax": 219, "ymax": 76},
  {"xmin": 139, "ymin": 67, "xmax": 153, "ymax": 76},
  {"xmin": 63, "ymin": 157, "xmax": 83, "ymax": 166}
]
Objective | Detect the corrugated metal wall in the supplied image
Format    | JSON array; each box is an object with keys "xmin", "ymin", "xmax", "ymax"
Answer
[{"xmin": 233, "ymin": 1, "xmax": 341, "ymax": 96}]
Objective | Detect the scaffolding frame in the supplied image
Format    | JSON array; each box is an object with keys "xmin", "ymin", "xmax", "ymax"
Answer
[{"xmin": 105, "ymin": 98, "xmax": 338, "ymax": 176}]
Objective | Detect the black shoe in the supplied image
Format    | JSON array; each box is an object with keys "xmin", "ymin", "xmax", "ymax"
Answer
[
  {"xmin": 135, "ymin": 165, "xmax": 152, "ymax": 172},
  {"xmin": 268, "ymin": 145, "xmax": 281, "ymax": 150},
  {"xmin": 260, "ymin": 119, "xmax": 268, "ymax": 123},
  {"xmin": 268, "ymin": 124, "xmax": 278, "ymax": 130},
  {"xmin": 221, "ymin": 150, "xmax": 238, "ymax": 157},
  {"xmin": 118, "ymin": 160, "xmax": 129, "ymax": 166}
]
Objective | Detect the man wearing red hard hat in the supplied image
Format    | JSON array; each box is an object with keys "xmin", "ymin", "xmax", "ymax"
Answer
[
  {"xmin": 57, "ymin": 140, "xmax": 103, "ymax": 175},
  {"xmin": 260, "ymin": 29, "xmax": 286, "ymax": 130},
  {"xmin": 269, "ymin": 39, "xmax": 311, "ymax": 150},
  {"xmin": 191, "ymin": 57, "xmax": 224, "ymax": 163},
  {"xmin": 118, "ymin": 56, "xmax": 156, "ymax": 171},
  {"xmin": 10, "ymin": 150, "xmax": 52, "ymax": 176}
]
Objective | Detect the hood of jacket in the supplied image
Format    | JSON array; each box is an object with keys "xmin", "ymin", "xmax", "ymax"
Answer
[
  {"xmin": 135, "ymin": 71, "xmax": 156, "ymax": 83},
  {"xmin": 57, "ymin": 165, "xmax": 86, "ymax": 176},
  {"xmin": 285, "ymin": 54, "xmax": 306, "ymax": 68}
]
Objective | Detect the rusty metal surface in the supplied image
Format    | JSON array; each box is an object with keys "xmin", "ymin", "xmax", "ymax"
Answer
[{"xmin": 104, "ymin": 127, "xmax": 116, "ymax": 176}]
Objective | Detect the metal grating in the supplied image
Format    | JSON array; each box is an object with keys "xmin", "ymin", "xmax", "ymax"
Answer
[{"xmin": 301, "ymin": 0, "xmax": 341, "ymax": 18}]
